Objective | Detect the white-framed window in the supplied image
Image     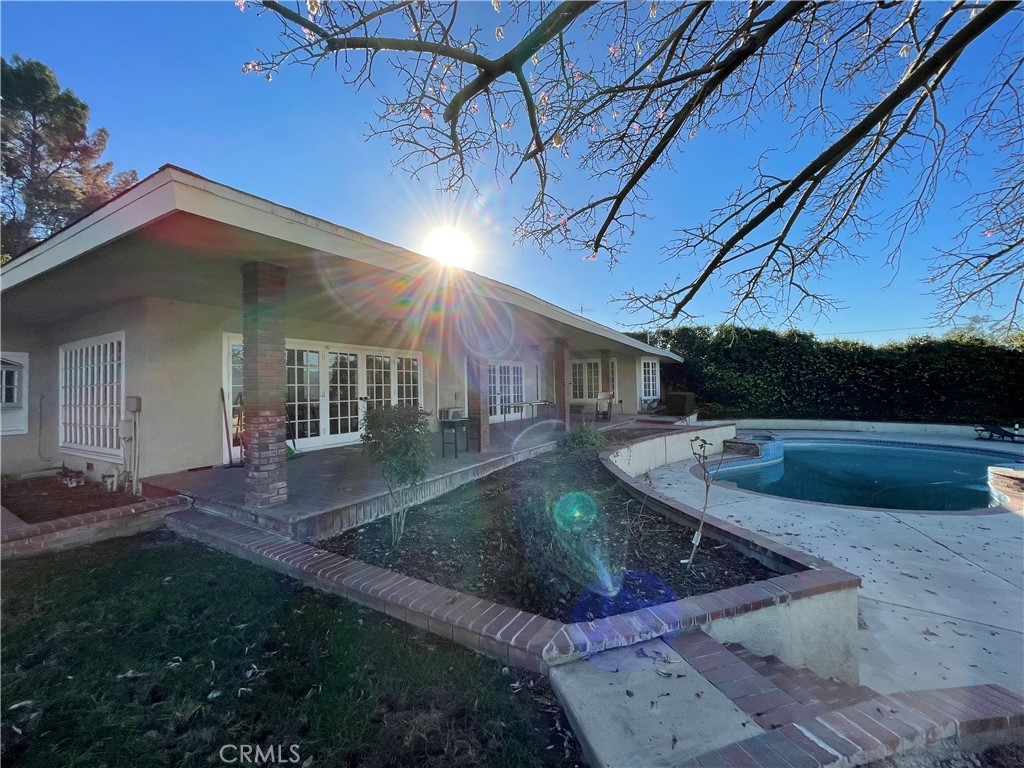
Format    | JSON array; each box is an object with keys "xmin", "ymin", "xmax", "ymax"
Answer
[
  {"xmin": 640, "ymin": 357, "xmax": 661, "ymax": 401},
  {"xmin": 1, "ymin": 352, "xmax": 29, "ymax": 435},
  {"xmin": 59, "ymin": 331, "xmax": 125, "ymax": 460},
  {"xmin": 487, "ymin": 361, "xmax": 525, "ymax": 419},
  {"xmin": 223, "ymin": 334, "xmax": 423, "ymax": 460},
  {"xmin": 609, "ymin": 359, "xmax": 617, "ymax": 397},
  {"xmin": 396, "ymin": 356, "xmax": 421, "ymax": 408},
  {"xmin": 570, "ymin": 359, "xmax": 601, "ymax": 400}
]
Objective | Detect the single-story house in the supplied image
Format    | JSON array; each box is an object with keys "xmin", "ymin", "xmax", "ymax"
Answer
[{"xmin": 1, "ymin": 165, "xmax": 680, "ymax": 508}]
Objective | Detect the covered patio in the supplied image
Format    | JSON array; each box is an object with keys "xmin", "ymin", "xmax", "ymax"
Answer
[{"xmin": 147, "ymin": 412, "xmax": 666, "ymax": 541}]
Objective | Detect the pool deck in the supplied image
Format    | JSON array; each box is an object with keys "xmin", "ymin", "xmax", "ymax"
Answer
[{"xmin": 649, "ymin": 430, "xmax": 1024, "ymax": 697}]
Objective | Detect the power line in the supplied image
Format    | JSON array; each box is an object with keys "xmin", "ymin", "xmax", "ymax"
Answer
[{"xmin": 823, "ymin": 325, "xmax": 938, "ymax": 335}]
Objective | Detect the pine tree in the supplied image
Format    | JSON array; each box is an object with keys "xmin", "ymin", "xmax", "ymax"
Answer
[{"xmin": 1, "ymin": 55, "xmax": 137, "ymax": 261}]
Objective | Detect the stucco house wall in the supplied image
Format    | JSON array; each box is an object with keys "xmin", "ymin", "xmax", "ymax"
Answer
[{"xmin": 1, "ymin": 165, "xmax": 681, "ymax": 490}]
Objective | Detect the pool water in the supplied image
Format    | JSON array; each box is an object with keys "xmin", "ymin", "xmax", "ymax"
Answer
[{"xmin": 714, "ymin": 442, "xmax": 1016, "ymax": 511}]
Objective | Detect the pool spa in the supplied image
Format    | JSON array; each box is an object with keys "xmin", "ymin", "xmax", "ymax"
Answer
[{"xmin": 713, "ymin": 438, "xmax": 1023, "ymax": 512}]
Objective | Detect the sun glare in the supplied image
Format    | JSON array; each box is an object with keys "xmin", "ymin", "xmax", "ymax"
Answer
[{"xmin": 423, "ymin": 226, "xmax": 475, "ymax": 269}]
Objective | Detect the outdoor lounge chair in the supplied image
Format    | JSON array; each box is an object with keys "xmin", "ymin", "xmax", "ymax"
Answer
[
  {"xmin": 595, "ymin": 392, "xmax": 614, "ymax": 421},
  {"xmin": 974, "ymin": 424, "xmax": 1022, "ymax": 442}
]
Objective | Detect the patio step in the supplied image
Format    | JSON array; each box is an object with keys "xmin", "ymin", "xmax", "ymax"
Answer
[
  {"xmin": 662, "ymin": 631, "xmax": 1024, "ymax": 767},
  {"xmin": 664, "ymin": 630, "xmax": 879, "ymax": 731},
  {"xmin": 725, "ymin": 642, "xmax": 880, "ymax": 724}
]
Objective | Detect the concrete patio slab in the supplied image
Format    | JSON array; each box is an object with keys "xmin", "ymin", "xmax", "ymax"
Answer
[
  {"xmin": 549, "ymin": 637, "xmax": 763, "ymax": 767},
  {"xmin": 648, "ymin": 430, "xmax": 1024, "ymax": 697}
]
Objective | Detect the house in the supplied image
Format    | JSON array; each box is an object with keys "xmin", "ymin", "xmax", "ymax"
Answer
[{"xmin": 1, "ymin": 165, "xmax": 681, "ymax": 509}]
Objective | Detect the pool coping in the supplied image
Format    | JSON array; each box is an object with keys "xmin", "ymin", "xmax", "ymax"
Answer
[{"xmin": 704, "ymin": 435, "xmax": 1023, "ymax": 515}]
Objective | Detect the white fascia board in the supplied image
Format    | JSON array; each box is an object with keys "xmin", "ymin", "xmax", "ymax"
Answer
[{"xmin": 1, "ymin": 170, "xmax": 179, "ymax": 291}]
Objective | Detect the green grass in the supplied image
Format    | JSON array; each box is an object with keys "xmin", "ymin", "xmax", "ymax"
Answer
[{"xmin": 1, "ymin": 531, "xmax": 578, "ymax": 767}]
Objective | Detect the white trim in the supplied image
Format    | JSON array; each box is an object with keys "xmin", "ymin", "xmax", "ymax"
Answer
[
  {"xmin": 486, "ymin": 359, "xmax": 526, "ymax": 423},
  {"xmin": 569, "ymin": 358, "xmax": 603, "ymax": 402},
  {"xmin": 1, "ymin": 351, "xmax": 29, "ymax": 435},
  {"xmin": 58, "ymin": 331, "xmax": 125, "ymax": 462},
  {"xmin": 639, "ymin": 356, "xmax": 661, "ymax": 408}
]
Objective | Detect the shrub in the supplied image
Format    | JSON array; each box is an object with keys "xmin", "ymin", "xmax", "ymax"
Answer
[
  {"xmin": 556, "ymin": 422, "xmax": 608, "ymax": 457},
  {"xmin": 648, "ymin": 325, "xmax": 1024, "ymax": 424},
  {"xmin": 360, "ymin": 404, "xmax": 433, "ymax": 545}
]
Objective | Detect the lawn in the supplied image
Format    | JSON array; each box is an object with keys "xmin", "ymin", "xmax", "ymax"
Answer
[{"xmin": 1, "ymin": 531, "xmax": 584, "ymax": 767}]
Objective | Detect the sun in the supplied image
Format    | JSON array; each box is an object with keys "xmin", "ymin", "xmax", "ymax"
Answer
[{"xmin": 422, "ymin": 226, "xmax": 475, "ymax": 269}]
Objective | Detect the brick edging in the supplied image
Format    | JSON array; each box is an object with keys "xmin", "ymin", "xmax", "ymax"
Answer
[
  {"xmin": 1, "ymin": 496, "xmax": 187, "ymax": 543},
  {"xmin": 687, "ymin": 685, "xmax": 1024, "ymax": 767},
  {"xmin": 168, "ymin": 507, "xmax": 862, "ymax": 674}
]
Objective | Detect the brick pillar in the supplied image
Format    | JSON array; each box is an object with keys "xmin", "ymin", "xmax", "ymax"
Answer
[
  {"xmin": 551, "ymin": 338, "xmax": 570, "ymax": 431},
  {"xmin": 600, "ymin": 349, "xmax": 612, "ymax": 394},
  {"xmin": 466, "ymin": 357, "xmax": 490, "ymax": 452},
  {"xmin": 242, "ymin": 261, "xmax": 288, "ymax": 508}
]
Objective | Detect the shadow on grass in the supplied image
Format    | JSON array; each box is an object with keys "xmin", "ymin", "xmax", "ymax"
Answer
[{"xmin": 1, "ymin": 531, "xmax": 583, "ymax": 767}]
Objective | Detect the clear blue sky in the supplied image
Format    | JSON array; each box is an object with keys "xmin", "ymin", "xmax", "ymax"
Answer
[{"xmin": 1, "ymin": 2, "xmax": 1007, "ymax": 343}]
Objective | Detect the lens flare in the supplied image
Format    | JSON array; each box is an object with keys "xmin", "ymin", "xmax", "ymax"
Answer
[
  {"xmin": 510, "ymin": 419, "xmax": 566, "ymax": 452},
  {"xmin": 455, "ymin": 289, "xmax": 517, "ymax": 359},
  {"xmin": 553, "ymin": 492, "xmax": 598, "ymax": 533},
  {"xmin": 573, "ymin": 571, "xmax": 677, "ymax": 623}
]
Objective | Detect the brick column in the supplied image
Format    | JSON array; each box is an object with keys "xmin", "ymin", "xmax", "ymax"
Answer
[
  {"xmin": 600, "ymin": 349, "xmax": 612, "ymax": 394},
  {"xmin": 242, "ymin": 261, "xmax": 288, "ymax": 508},
  {"xmin": 551, "ymin": 338, "xmax": 570, "ymax": 431},
  {"xmin": 466, "ymin": 357, "xmax": 490, "ymax": 452}
]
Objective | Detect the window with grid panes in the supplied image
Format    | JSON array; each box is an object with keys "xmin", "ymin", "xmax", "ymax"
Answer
[
  {"xmin": 59, "ymin": 332, "xmax": 124, "ymax": 457},
  {"xmin": 487, "ymin": 361, "xmax": 524, "ymax": 416},
  {"xmin": 396, "ymin": 356, "xmax": 420, "ymax": 408}
]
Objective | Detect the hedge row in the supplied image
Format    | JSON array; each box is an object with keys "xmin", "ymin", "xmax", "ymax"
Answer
[{"xmin": 642, "ymin": 326, "xmax": 1024, "ymax": 425}]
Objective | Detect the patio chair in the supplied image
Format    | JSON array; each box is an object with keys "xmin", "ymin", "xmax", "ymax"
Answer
[
  {"xmin": 595, "ymin": 392, "xmax": 614, "ymax": 421},
  {"xmin": 974, "ymin": 424, "xmax": 1022, "ymax": 442}
]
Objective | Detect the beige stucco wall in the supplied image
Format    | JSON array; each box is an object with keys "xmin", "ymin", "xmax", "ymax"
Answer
[
  {"xmin": 1, "ymin": 326, "xmax": 58, "ymax": 475},
  {"xmin": 608, "ymin": 424, "xmax": 737, "ymax": 477},
  {"xmin": 139, "ymin": 298, "xmax": 234, "ymax": 477},
  {"xmin": 707, "ymin": 586, "xmax": 861, "ymax": 684},
  {"xmin": 2, "ymin": 288, "xmax": 668, "ymax": 480}
]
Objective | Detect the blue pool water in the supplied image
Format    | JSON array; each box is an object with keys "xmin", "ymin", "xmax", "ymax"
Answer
[{"xmin": 714, "ymin": 441, "xmax": 1019, "ymax": 511}]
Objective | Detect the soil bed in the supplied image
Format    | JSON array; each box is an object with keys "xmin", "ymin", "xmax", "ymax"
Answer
[
  {"xmin": 1, "ymin": 475, "xmax": 143, "ymax": 525},
  {"xmin": 321, "ymin": 429, "xmax": 779, "ymax": 623}
]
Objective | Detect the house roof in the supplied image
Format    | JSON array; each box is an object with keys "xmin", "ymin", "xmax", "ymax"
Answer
[{"xmin": 1, "ymin": 164, "xmax": 682, "ymax": 363}]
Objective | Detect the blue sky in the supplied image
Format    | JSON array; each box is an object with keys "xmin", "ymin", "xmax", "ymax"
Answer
[{"xmin": 1, "ymin": 2, "xmax": 1008, "ymax": 343}]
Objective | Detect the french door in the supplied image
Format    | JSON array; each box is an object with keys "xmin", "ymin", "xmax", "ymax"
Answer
[{"xmin": 224, "ymin": 335, "xmax": 422, "ymax": 460}]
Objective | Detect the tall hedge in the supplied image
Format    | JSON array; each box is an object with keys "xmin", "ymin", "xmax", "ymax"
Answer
[{"xmin": 643, "ymin": 326, "xmax": 1024, "ymax": 425}]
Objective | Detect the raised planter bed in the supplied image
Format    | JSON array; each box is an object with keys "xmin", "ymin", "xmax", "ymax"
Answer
[{"xmin": 1, "ymin": 496, "xmax": 190, "ymax": 559}]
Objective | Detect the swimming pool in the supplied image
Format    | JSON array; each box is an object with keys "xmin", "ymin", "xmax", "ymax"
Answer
[{"xmin": 713, "ymin": 440, "xmax": 1022, "ymax": 512}]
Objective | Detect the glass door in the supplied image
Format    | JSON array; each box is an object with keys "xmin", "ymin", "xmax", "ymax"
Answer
[
  {"xmin": 364, "ymin": 353, "xmax": 392, "ymax": 412},
  {"xmin": 327, "ymin": 351, "xmax": 360, "ymax": 439},
  {"xmin": 286, "ymin": 347, "xmax": 321, "ymax": 448}
]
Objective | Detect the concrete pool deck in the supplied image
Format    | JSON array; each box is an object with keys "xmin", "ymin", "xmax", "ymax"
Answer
[{"xmin": 648, "ymin": 430, "xmax": 1024, "ymax": 697}]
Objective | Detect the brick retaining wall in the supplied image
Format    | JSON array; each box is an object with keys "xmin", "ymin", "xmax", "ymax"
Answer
[{"xmin": 1, "ymin": 496, "xmax": 190, "ymax": 559}]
